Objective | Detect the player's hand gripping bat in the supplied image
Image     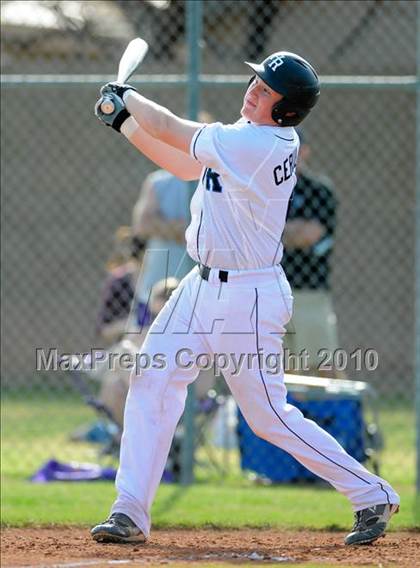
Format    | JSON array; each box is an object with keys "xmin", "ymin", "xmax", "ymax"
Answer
[{"xmin": 100, "ymin": 38, "xmax": 149, "ymax": 115}]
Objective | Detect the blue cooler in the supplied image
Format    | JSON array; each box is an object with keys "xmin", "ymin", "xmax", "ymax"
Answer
[{"xmin": 237, "ymin": 375, "xmax": 379, "ymax": 483}]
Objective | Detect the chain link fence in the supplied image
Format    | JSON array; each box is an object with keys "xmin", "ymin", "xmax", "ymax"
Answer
[{"xmin": 1, "ymin": 0, "xmax": 418, "ymax": 494}]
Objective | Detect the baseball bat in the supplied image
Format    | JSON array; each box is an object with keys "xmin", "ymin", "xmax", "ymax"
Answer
[{"xmin": 100, "ymin": 38, "xmax": 149, "ymax": 115}]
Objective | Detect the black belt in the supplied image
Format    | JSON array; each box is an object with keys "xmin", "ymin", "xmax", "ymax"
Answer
[{"xmin": 199, "ymin": 264, "xmax": 229, "ymax": 283}]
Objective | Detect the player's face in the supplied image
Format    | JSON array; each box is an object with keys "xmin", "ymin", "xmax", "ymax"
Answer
[{"xmin": 241, "ymin": 76, "xmax": 282, "ymax": 125}]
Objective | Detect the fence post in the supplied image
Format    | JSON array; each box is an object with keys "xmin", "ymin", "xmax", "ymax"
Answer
[
  {"xmin": 180, "ymin": 0, "xmax": 203, "ymax": 486},
  {"xmin": 415, "ymin": 0, "xmax": 420, "ymax": 494}
]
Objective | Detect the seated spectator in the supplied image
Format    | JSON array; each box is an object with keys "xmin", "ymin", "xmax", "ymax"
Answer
[
  {"xmin": 98, "ymin": 277, "xmax": 180, "ymax": 428},
  {"xmin": 96, "ymin": 226, "xmax": 146, "ymax": 348}
]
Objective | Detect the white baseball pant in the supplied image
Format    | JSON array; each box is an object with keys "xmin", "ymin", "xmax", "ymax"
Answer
[{"xmin": 111, "ymin": 265, "xmax": 400, "ymax": 536}]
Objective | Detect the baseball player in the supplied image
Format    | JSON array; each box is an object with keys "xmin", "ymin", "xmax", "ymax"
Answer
[{"xmin": 91, "ymin": 52, "xmax": 400, "ymax": 546}]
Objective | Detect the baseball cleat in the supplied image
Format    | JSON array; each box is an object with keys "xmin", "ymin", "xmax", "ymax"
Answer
[
  {"xmin": 344, "ymin": 503, "xmax": 399, "ymax": 546},
  {"xmin": 91, "ymin": 512, "xmax": 146, "ymax": 543}
]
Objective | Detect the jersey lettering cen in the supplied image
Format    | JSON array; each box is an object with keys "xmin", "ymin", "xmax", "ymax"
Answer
[{"xmin": 187, "ymin": 120, "xmax": 299, "ymax": 270}]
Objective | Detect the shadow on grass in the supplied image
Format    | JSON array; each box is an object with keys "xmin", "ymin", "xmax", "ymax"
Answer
[{"xmin": 153, "ymin": 484, "xmax": 191, "ymax": 518}]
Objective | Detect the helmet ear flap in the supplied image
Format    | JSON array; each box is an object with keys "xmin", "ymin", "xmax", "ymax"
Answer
[
  {"xmin": 272, "ymin": 101, "xmax": 283, "ymax": 125},
  {"xmin": 272, "ymin": 98, "xmax": 301, "ymax": 127}
]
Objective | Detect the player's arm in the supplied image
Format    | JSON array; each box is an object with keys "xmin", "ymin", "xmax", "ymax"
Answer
[
  {"xmin": 121, "ymin": 117, "xmax": 202, "ymax": 181},
  {"xmin": 95, "ymin": 85, "xmax": 203, "ymax": 179},
  {"xmin": 284, "ymin": 181, "xmax": 337, "ymax": 250},
  {"xmin": 283, "ymin": 219, "xmax": 326, "ymax": 249},
  {"xmin": 132, "ymin": 175, "xmax": 186, "ymax": 244},
  {"xmin": 123, "ymin": 90, "xmax": 201, "ymax": 155}
]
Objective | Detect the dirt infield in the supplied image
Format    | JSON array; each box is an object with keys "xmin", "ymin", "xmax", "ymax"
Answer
[{"xmin": 1, "ymin": 528, "xmax": 419, "ymax": 567}]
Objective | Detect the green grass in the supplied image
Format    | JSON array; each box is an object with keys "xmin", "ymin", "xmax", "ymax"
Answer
[
  {"xmin": 1, "ymin": 393, "xmax": 419, "ymax": 529},
  {"xmin": 2, "ymin": 478, "xmax": 418, "ymax": 529}
]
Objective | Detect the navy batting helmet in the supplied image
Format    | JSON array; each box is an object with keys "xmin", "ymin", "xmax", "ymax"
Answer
[{"xmin": 245, "ymin": 51, "xmax": 320, "ymax": 127}]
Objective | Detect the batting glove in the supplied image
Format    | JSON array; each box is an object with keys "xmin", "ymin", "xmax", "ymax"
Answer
[
  {"xmin": 94, "ymin": 92, "xmax": 130, "ymax": 132},
  {"xmin": 100, "ymin": 82, "xmax": 138, "ymax": 100}
]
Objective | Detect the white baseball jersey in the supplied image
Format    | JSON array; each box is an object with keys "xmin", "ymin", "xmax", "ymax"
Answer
[{"xmin": 186, "ymin": 119, "xmax": 299, "ymax": 269}]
